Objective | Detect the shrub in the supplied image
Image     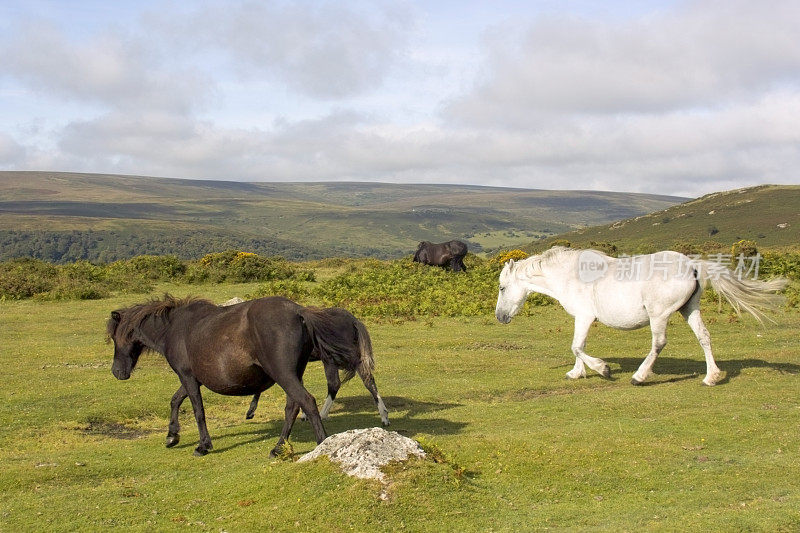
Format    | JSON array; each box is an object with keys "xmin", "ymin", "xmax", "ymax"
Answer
[
  {"xmin": 314, "ymin": 257, "xmax": 550, "ymax": 318},
  {"xmin": 490, "ymin": 249, "xmax": 528, "ymax": 266},
  {"xmin": 247, "ymin": 279, "xmax": 313, "ymax": 303},
  {"xmin": 759, "ymin": 251, "xmax": 800, "ymax": 280},
  {"xmin": 731, "ymin": 240, "xmax": 758, "ymax": 258},
  {"xmin": 187, "ymin": 250, "xmax": 296, "ymax": 283},
  {"xmin": 107, "ymin": 255, "xmax": 186, "ymax": 280},
  {"xmin": 587, "ymin": 241, "xmax": 618, "ymax": 256},
  {"xmin": 0, "ymin": 258, "xmax": 57, "ymax": 299},
  {"xmin": 671, "ymin": 241, "xmax": 700, "ymax": 256}
]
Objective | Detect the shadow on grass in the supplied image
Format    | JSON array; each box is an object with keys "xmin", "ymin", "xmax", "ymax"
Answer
[
  {"xmin": 605, "ymin": 356, "xmax": 800, "ymax": 386},
  {"xmin": 175, "ymin": 395, "xmax": 465, "ymax": 455}
]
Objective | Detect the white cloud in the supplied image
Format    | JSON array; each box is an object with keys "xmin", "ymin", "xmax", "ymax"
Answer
[
  {"xmin": 447, "ymin": 0, "xmax": 800, "ymax": 123},
  {"xmin": 0, "ymin": 18, "xmax": 211, "ymax": 114},
  {"xmin": 1, "ymin": 0, "xmax": 800, "ymax": 197},
  {"xmin": 0, "ymin": 132, "xmax": 26, "ymax": 165},
  {"xmin": 151, "ymin": 1, "xmax": 413, "ymax": 100}
]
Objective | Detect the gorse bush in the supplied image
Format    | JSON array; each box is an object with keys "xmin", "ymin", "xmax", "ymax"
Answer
[
  {"xmin": 731, "ymin": 240, "xmax": 758, "ymax": 258},
  {"xmin": 490, "ymin": 249, "xmax": 529, "ymax": 266},
  {"xmin": 186, "ymin": 250, "xmax": 298, "ymax": 283}
]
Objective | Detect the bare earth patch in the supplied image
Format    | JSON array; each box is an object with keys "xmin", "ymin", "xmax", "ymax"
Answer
[{"xmin": 76, "ymin": 418, "xmax": 155, "ymax": 440}]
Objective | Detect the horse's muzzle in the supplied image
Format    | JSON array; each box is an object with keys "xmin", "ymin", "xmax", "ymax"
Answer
[
  {"xmin": 112, "ymin": 367, "xmax": 131, "ymax": 380},
  {"xmin": 495, "ymin": 313, "xmax": 512, "ymax": 324}
]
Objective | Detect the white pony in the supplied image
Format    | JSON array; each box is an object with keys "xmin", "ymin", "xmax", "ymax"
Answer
[{"xmin": 495, "ymin": 247, "xmax": 787, "ymax": 386}]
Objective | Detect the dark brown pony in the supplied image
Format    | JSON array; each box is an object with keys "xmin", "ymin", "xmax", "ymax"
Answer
[
  {"xmin": 244, "ymin": 307, "xmax": 389, "ymax": 426},
  {"xmin": 106, "ymin": 295, "xmax": 362, "ymax": 456},
  {"xmin": 413, "ymin": 240, "xmax": 468, "ymax": 272}
]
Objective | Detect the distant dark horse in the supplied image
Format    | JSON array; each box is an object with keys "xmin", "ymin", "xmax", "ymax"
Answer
[
  {"xmin": 107, "ymin": 295, "xmax": 363, "ymax": 456},
  {"xmin": 413, "ymin": 240, "xmax": 468, "ymax": 272},
  {"xmin": 244, "ymin": 307, "xmax": 389, "ymax": 426}
]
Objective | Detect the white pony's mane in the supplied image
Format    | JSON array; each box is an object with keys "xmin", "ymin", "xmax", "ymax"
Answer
[{"xmin": 504, "ymin": 246, "xmax": 606, "ymax": 281}]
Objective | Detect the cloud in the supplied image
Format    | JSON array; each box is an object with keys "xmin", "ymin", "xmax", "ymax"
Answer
[
  {"xmin": 152, "ymin": 1, "xmax": 412, "ymax": 99},
  {"xmin": 0, "ymin": 132, "xmax": 26, "ymax": 165},
  {"xmin": 447, "ymin": 0, "xmax": 800, "ymax": 124},
  {"xmin": 0, "ymin": 18, "xmax": 212, "ymax": 114}
]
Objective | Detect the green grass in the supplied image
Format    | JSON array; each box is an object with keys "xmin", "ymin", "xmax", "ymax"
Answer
[
  {"xmin": 538, "ymin": 185, "xmax": 800, "ymax": 253},
  {"xmin": 2, "ymin": 286, "xmax": 799, "ymax": 531}
]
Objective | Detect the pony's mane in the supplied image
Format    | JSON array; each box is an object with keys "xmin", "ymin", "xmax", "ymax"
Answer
[
  {"xmin": 539, "ymin": 245, "xmax": 588, "ymax": 264},
  {"xmin": 107, "ymin": 294, "xmax": 212, "ymax": 341},
  {"xmin": 505, "ymin": 246, "xmax": 603, "ymax": 280}
]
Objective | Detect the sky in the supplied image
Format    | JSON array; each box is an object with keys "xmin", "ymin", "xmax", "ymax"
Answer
[{"xmin": 1, "ymin": 0, "xmax": 799, "ymax": 198}]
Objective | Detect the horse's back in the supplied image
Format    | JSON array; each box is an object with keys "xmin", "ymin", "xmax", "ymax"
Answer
[
  {"xmin": 180, "ymin": 296, "xmax": 307, "ymax": 394},
  {"xmin": 592, "ymin": 252, "xmax": 697, "ymax": 328}
]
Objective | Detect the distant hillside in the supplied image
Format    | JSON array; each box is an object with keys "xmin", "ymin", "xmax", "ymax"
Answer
[
  {"xmin": 0, "ymin": 171, "xmax": 685, "ymax": 262},
  {"xmin": 532, "ymin": 185, "xmax": 800, "ymax": 253}
]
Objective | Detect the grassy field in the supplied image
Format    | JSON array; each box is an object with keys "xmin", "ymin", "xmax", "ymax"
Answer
[
  {"xmin": 539, "ymin": 185, "xmax": 800, "ymax": 253},
  {"xmin": 2, "ymin": 283, "xmax": 799, "ymax": 531}
]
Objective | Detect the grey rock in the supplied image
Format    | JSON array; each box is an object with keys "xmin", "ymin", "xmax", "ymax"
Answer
[
  {"xmin": 298, "ymin": 427, "xmax": 426, "ymax": 481},
  {"xmin": 221, "ymin": 297, "xmax": 245, "ymax": 306}
]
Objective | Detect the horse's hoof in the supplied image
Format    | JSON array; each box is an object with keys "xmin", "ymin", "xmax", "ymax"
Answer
[
  {"xmin": 165, "ymin": 434, "xmax": 180, "ymax": 448},
  {"xmin": 193, "ymin": 447, "xmax": 210, "ymax": 456},
  {"xmin": 702, "ymin": 379, "xmax": 718, "ymax": 387},
  {"xmin": 382, "ymin": 420, "xmax": 391, "ymax": 427},
  {"xmin": 245, "ymin": 413, "xmax": 255, "ymax": 420},
  {"xmin": 601, "ymin": 366, "xmax": 612, "ymax": 379},
  {"xmin": 631, "ymin": 377, "xmax": 645, "ymax": 386}
]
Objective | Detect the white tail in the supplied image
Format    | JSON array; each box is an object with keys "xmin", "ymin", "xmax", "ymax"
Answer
[{"xmin": 694, "ymin": 260, "xmax": 788, "ymax": 323}]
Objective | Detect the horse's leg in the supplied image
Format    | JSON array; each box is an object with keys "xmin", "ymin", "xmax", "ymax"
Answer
[
  {"xmin": 570, "ymin": 315, "xmax": 611, "ymax": 378},
  {"xmin": 298, "ymin": 362, "xmax": 339, "ymax": 422},
  {"xmin": 245, "ymin": 392, "xmax": 260, "ymax": 420},
  {"xmin": 271, "ymin": 396, "xmax": 301, "ymax": 457},
  {"xmin": 166, "ymin": 385, "xmax": 187, "ymax": 448},
  {"xmin": 360, "ymin": 370, "xmax": 390, "ymax": 426},
  {"xmin": 319, "ymin": 362, "xmax": 341, "ymax": 419},
  {"xmin": 631, "ymin": 314, "xmax": 669, "ymax": 385},
  {"xmin": 566, "ymin": 357, "xmax": 586, "ymax": 379},
  {"xmin": 680, "ymin": 298, "xmax": 721, "ymax": 386},
  {"xmin": 270, "ymin": 373, "xmax": 326, "ymax": 457},
  {"xmin": 180, "ymin": 375, "xmax": 213, "ymax": 456},
  {"xmin": 450, "ymin": 257, "xmax": 461, "ymax": 272}
]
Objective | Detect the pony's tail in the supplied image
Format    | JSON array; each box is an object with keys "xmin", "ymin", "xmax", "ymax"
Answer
[
  {"xmin": 299, "ymin": 307, "xmax": 366, "ymax": 376},
  {"xmin": 351, "ymin": 317, "xmax": 375, "ymax": 384},
  {"xmin": 693, "ymin": 260, "xmax": 788, "ymax": 324}
]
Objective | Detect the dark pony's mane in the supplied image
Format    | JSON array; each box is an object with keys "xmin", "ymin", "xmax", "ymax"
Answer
[{"xmin": 107, "ymin": 294, "xmax": 212, "ymax": 342}]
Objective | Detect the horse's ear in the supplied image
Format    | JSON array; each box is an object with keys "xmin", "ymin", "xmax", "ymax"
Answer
[
  {"xmin": 508, "ymin": 259, "xmax": 515, "ymax": 267},
  {"xmin": 111, "ymin": 311, "xmax": 121, "ymax": 321}
]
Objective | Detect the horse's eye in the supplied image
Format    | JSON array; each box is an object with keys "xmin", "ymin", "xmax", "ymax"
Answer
[{"xmin": 499, "ymin": 286, "xmax": 505, "ymax": 292}]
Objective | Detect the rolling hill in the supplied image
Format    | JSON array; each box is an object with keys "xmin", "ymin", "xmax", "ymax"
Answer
[
  {"xmin": 0, "ymin": 171, "xmax": 685, "ymax": 262},
  {"xmin": 533, "ymin": 184, "xmax": 800, "ymax": 253}
]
